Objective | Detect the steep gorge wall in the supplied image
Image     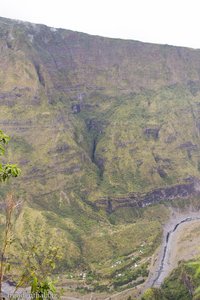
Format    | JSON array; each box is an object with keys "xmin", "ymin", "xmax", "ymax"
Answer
[
  {"xmin": 1, "ymin": 17, "xmax": 200, "ymax": 207},
  {"xmin": 2, "ymin": 17, "xmax": 200, "ymax": 96}
]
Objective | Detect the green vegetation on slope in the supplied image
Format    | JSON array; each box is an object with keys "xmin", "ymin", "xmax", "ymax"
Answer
[
  {"xmin": 142, "ymin": 259, "xmax": 200, "ymax": 300},
  {"xmin": 1, "ymin": 17, "xmax": 200, "ymax": 292}
]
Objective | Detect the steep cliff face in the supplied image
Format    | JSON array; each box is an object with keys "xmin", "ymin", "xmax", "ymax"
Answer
[
  {"xmin": 2, "ymin": 16, "xmax": 200, "ymax": 290},
  {"xmin": 3, "ymin": 17, "xmax": 200, "ymax": 97},
  {"xmin": 2, "ymin": 17, "xmax": 200, "ymax": 203}
]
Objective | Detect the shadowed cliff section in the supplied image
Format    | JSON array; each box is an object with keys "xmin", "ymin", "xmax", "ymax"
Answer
[
  {"xmin": 2, "ymin": 17, "xmax": 200, "ymax": 95},
  {"xmin": 97, "ymin": 177, "xmax": 200, "ymax": 213}
]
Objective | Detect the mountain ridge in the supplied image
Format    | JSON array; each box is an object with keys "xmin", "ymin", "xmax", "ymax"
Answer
[{"xmin": 1, "ymin": 15, "xmax": 199, "ymax": 50}]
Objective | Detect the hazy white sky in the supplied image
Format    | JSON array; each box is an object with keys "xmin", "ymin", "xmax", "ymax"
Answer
[{"xmin": 1, "ymin": 0, "xmax": 200, "ymax": 48}]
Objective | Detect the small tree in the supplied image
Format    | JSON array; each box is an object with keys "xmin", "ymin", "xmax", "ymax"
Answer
[
  {"xmin": 0, "ymin": 130, "xmax": 20, "ymax": 182},
  {"xmin": 0, "ymin": 130, "xmax": 21, "ymax": 300},
  {"xmin": 14, "ymin": 217, "xmax": 64, "ymax": 299},
  {"xmin": 0, "ymin": 130, "xmax": 62, "ymax": 299}
]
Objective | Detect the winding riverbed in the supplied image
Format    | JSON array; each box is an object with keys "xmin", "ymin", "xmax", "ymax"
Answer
[{"xmin": 146, "ymin": 211, "xmax": 200, "ymax": 287}]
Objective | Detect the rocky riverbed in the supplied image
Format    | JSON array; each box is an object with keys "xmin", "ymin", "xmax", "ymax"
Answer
[{"xmin": 146, "ymin": 210, "xmax": 200, "ymax": 288}]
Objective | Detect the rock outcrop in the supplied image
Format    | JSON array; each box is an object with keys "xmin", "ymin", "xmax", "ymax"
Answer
[{"xmin": 97, "ymin": 177, "xmax": 200, "ymax": 213}]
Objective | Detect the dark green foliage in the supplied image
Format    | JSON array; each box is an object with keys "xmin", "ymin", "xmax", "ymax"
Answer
[
  {"xmin": 113, "ymin": 262, "xmax": 149, "ymax": 288},
  {"xmin": 141, "ymin": 288, "xmax": 165, "ymax": 300},
  {"xmin": 0, "ymin": 130, "xmax": 20, "ymax": 182},
  {"xmin": 30, "ymin": 276, "xmax": 56, "ymax": 300},
  {"xmin": 142, "ymin": 260, "xmax": 200, "ymax": 300},
  {"xmin": 161, "ymin": 267, "xmax": 193, "ymax": 300}
]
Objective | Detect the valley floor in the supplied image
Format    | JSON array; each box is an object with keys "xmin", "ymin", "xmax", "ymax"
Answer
[
  {"xmin": 61, "ymin": 209, "xmax": 200, "ymax": 300},
  {"xmin": 4, "ymin": 208, "xmax": 200, "ymax": 300}
]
